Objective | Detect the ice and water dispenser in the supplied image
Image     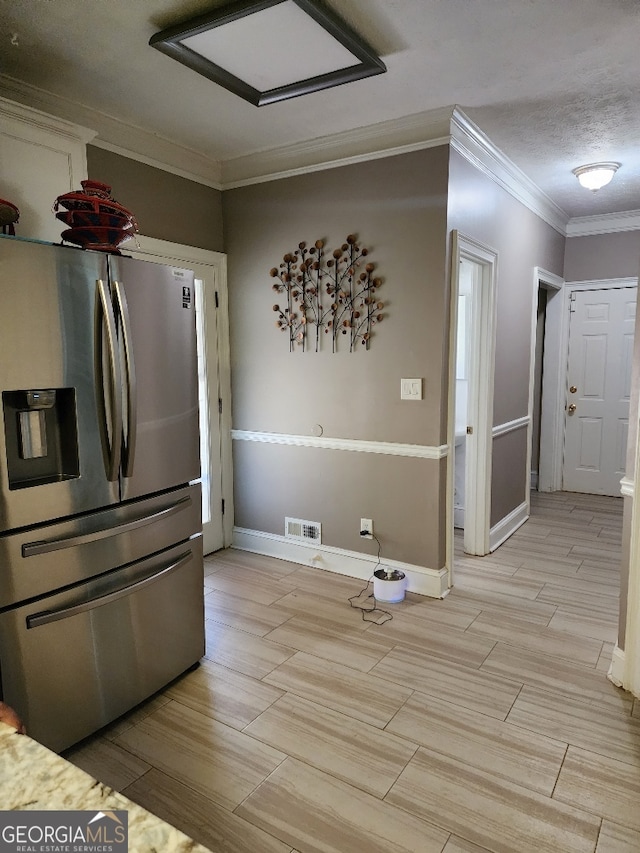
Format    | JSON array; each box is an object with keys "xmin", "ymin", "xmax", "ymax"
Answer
[{"xmin": 2, "ymin": 388, "xmax": 79, "ymax": 489}]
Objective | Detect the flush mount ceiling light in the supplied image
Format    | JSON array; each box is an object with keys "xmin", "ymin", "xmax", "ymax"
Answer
[
  {"xmin": 572, "ymin": 162, "xmax": 620, "ymax": 191},
  {"xmin": 149, "ymin": 0, "xmax": 386, "ymax": 107}
]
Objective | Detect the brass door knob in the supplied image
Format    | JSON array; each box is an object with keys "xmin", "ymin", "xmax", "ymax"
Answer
[{"xmin": 568, "ymin": 403, "xmax": 577, "ymax": 414}]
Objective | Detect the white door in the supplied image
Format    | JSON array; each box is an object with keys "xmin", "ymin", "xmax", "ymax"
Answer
[{"xmin": 562, "ymin": 287, "xmax": 636, "ymax": 495}]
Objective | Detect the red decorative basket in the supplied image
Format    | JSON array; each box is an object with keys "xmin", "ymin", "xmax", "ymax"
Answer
[
  {"xmin": 0, "ymin": 198, "xmax": 20, "ymax": 235},
  {"xmin": 54, "ymin": 181, "xmax": 138, "ymax": 252},
  {"xmin": 55, "ymin": 209, "xmax": 137, "ymax": 230},
  {"xmin": 61, "ymin": 226, "xmax": 134, "ymax": 252}
]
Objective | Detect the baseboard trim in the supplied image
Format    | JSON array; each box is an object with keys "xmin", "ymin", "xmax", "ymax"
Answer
[
  {"xmin": 620, "ymin": 477, "xmax": 634, "ymax": 498},
  {"xmin": 607, "ymin": 644, "xmax": 625, "ymax": 688},
  {"xmin": 232, "ymin": 527, "xmax": 450, "ymax": 598},
  {"xmin": 489, "ymin": 501, "xmax": 529, "ymax": 552},
  {"xmin": 530, "ymin": 471, "xmax": 539, "ymax": 489}
]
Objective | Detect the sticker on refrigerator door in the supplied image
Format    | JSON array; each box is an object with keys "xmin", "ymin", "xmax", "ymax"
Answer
[{"xmin": 182, "ymin": 286, "xmax": 191, "ymax": 309}]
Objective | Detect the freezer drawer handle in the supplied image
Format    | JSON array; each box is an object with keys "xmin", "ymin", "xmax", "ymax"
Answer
[
  {"xmin": 22, "ymin": 495, "xmax": 192, "ymax": 558},
  {"xmin": 26, "ymin": 551, "xmax": 193, "ymax": 629}
]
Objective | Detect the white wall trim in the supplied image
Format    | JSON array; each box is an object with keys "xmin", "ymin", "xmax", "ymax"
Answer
[
  {"xmin": 129, "ymin": 235, "xmax": 226, "ymax": 266},
  {"xmin": 450, "ymin": 109, "xmax": 569, "ymax": 236},
  {"xmin": 621, "ymin": 477, "xmax": 635, "ymax": 498},
  {"xmin": 566, "ymin": 209, "xmax": 640, "ymax": 237},
  {"xmin": 492, "ymin": 416, "xmax": 530, "ymax": 439},
  {"xmin": 222, "ymin": 136, "xmax": 451, "ymax": 189},
  {"xmin": 489, "ymin": 501, "xmax": 529, "ymax": 552},
  {"xmin": 17, "ymin": 78, "xmax": 640, "ymax": 245},
  {"xmin": 0, "ymin": 76, "xmax": 572, "ymax": 238},
  {"xmin": 231, "ymin": 429, "xmax": 449, "ymax": 459},
  {"xmin": 0, "ymin": 74, "xmax": 223, "ymax": 188},
  {"xmin": 90, "ymin": 138, "xmax": 223, "ymax": 190},
  {"xmin": 565, "ymin": 277, "xmax": 638, "ymax": 291},
  {"xmin": 607, "ymin": 644, "xmax": 625, "ymax": 688},
  {"xmin": 0, "ymin": 79, "xmax": 589, "ymax": 240},
  {"xmin": 221, "ymin": 106, "xmax": 453, "ymax": 187},
  {"xmin": 0, "ymin": 93, "xmax": 96, "ymax": 145},
  {"xmin": 233, "ymin": 527, "xmax": 450, "ymax": 598}
]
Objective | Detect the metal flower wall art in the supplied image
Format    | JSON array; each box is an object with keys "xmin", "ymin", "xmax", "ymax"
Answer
[{"xmin": 270, "ymin": 235, "xmax": 384, "ymax": 352}]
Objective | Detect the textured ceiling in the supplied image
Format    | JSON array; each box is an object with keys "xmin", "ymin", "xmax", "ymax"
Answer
[{"xmin": 1, "ymin": 0, "xmax": 639, "ymax": 218}]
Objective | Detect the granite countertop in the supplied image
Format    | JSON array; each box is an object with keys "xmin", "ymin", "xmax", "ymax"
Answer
[{"xmin": 0, "ymin": 722, "xmax": 212, "ymax": 853}]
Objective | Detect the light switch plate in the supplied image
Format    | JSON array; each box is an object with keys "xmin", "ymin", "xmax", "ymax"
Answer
[{"xmin": 401, "ymin": 378, "xmax": 423, "ymax": 400}]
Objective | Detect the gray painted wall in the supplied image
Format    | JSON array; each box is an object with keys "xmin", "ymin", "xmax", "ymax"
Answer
[
  {"xmin": 86, "ymin": 146, "xmax": 224, "ymax": 252},
  {"xmin": 446, "ymin": 149, "xmax": 565, "ymax": 527},
  {"xmin": 565, "ymin": 231, "xmax": 640, "ymax": 282},
  {"xmin": 223, "ymin": 147, "xmax": 450, "ymax": 570}
]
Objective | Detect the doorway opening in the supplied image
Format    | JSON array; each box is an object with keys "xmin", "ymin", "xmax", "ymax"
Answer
[
  {"xmin": 127, "ymin": 235, "xmax": 233, "ymax": 554},
  {"xmin": 535, "ymin": 274, "xmax": 636, "ymax": 496},
  {"xmin": 530, "ymin": 268, "xmax": 564, "ymax": 494},
  {"xmin": 447, "ymin": 232, "xmax": 498, "ymax": 578}
]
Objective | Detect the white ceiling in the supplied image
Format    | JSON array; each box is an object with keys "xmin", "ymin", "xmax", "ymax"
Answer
[{"xmin": 1, "ymin": 0, "xmax": 640, "ymax": 220}]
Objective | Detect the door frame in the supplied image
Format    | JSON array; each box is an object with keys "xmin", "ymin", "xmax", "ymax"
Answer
[
  {"xmin": 126, "ymin": 235, "xmax": 233, "ymax": 551},
  {"xmin": 538, "ymin": 276, "xmax": 637, "ymax": 492},
  {"xmin": 447, "ymin": 231, "xmax": 498, "ymax": 572},
  {"xmin": 530, "ymin": 267, "xmax": 564, "ymax": 494}
]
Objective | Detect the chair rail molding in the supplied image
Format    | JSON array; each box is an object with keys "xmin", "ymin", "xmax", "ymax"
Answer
[{"xmin": 231, "ymin": 429, "xmax": 449, "ymax": 459}]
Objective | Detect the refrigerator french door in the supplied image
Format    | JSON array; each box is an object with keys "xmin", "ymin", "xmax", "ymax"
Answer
[{"xmin": 0, "ymin": 236, "xmax": 204, "ymax": 752}]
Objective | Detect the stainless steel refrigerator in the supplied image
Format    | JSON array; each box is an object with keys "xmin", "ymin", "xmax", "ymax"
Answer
[{"xmin": 0, "ymin": 236, "xmax": 204, "ymax": 752}]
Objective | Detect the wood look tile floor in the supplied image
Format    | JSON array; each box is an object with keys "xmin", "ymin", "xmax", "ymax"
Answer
[{"xmin": 63, "ymin": 491, "xmax": 640, "ymax": 853}]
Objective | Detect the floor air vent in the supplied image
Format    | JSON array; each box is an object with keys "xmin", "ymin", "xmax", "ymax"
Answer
[{"xmin": 285, "ymin": 517, "xmax": 321, "ymax": 544}]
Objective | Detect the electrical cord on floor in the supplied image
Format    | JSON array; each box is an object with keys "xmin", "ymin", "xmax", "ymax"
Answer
[{"xmin": 348, "ymin": 534, "xmax": 393, "ymax": 624}]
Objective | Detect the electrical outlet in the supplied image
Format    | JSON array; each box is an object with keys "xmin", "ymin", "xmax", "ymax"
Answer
[{"xmin": 360, "ymin": 518, "xmax": 373, "ymax": 539}]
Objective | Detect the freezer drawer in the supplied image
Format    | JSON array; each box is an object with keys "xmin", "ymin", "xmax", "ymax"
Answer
[
  {"xmin": 0, "ymin": 536, "xmax": 204, "ymax": 753},
  {"xmin": 0, "ymin": 483, "xmax": 201, "ymax": 608}
]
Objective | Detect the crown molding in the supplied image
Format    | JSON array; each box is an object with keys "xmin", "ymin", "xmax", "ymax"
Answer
[
  {"xmin": 0, "ymin": 94, "xmax": 96, "ymax": 145},
  {"xmin": 7, "ymin": 74, "xmax": 627, "ymax": 239},
  {"xmin": 0, "ymin": 75, "xmax": 223, "ymax": 189},
  {"xmin": 90, "ymin": 139, "xmax": 223, "ymax": 190},
  {"xmin": 450, "ymin": 109, "xmax": 569, "ymax": 236},
  {"xmin": 221, "ymin": 106, "xmax": 454, "ymax": 188},
  {"xmin": 566, "ymin": 209, "xmax": 640, "ymax": 237}
]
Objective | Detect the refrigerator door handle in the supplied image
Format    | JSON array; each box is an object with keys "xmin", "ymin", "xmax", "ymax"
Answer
[
  {"xmin": 21, "ymin": 495, "xmax": 192, "ymax": 557},
  {"xmin": 25, "ymin": 551, "xmax": 193, "ymax": 629},
  {"xmin": 113, "ymin": 280, "xmax": 137, "ymax": 479},
  {"xmin": 95, "ymin": 278, "xmax": 123, "ymax": 481}
]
